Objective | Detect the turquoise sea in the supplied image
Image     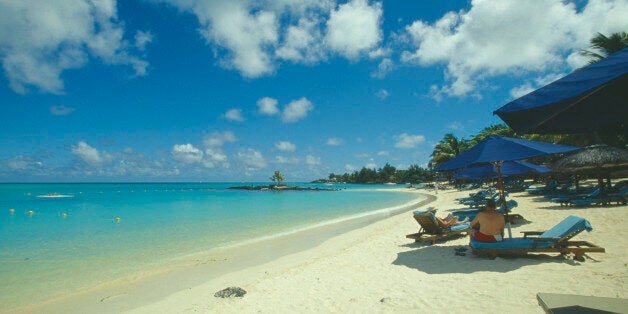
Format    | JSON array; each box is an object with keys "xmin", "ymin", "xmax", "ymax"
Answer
[{"xmin": 0, "ymin": 182, "xmax": 423, "ymax": 311}]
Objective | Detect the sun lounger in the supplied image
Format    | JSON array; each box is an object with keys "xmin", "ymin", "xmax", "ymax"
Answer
[
  {"xmin": 452, "ymin": 200, "xmax": 522, "ymax": 222},
  {"xmin": 406, "ymin": 210, "xmax": 470, "ymax": 245},
  {"xmin": 470, "ymin": 215, "xmax": 605, "ymax": 261},
  {"xmin": 550, "ymin": 188, "xmax": 600, "ymax": 206},
  {"xmin": 571, "ymin": 187, "xmax": 628, "ymax": 206},
  {"xmin": 537, "ymin": 293, "xmax": 628, "ymax": 314}
]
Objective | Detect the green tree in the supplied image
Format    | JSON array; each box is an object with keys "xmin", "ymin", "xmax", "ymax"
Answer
[
  {"xmin": 580, "ymin": 31, "xmax": 628, "ymax": 64},
  {"xmin": 428, "ymin": 133, "xmax": 470, "ymax": 169},
  {"xmin": 270, "ymin": 170, "xmax": 285, "ymax": 185}
]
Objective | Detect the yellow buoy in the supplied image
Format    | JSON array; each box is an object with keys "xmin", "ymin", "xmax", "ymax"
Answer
[
  {"xmin": 61, "ymin": 213, "xmax": 68, "ymax": 218},
  {"xmin": 28, "ymin": 210, "xmax": 34, "ymax": 216},
  {"xmin": 9, "ymin": 208, "xmax": 15, "ymax": 214},
  {"xmin": 115, "ymin": 217, "xmax": 121, "ymax": 222}
]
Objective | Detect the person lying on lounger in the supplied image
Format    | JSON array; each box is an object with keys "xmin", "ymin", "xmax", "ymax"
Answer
[
  {"xmin": 469, "ymin": 199, "xmax": 505, "ymax": 242},
  {"xmin": 436, "ymin": 213, "xmax": 469, "ymax": 228}
]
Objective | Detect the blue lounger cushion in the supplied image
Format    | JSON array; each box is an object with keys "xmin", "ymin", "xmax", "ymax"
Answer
[{"xmin": 470, "ymin": 215, "xmax": 592, "ymax": 250}]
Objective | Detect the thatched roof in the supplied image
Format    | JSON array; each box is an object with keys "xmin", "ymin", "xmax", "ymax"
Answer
[{"xmin": 553, "ymin": 145, "xmax": 628, "ymax": 171}]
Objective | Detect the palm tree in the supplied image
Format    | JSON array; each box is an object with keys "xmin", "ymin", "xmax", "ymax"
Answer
[
  {"xmin": 579, "ymin": 31, "xmax": 628, "ymax": 64},
  {"xmin": 428, "ymin": 133, "xmax": 470, "ymax": 169}
]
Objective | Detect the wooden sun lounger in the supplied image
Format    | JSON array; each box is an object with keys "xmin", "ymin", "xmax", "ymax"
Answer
[
  {"xmin": 406, "ymin": 210, "xmax": 470, "ymax": 245},
  {"xmin": 470, "ymin": 215, "xmax": 605, "ymax": 261}
]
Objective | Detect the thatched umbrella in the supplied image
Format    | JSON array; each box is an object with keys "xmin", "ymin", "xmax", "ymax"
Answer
[{"xmin": 553, "ymin": 145, "xmax": 628, "ymax": 194}]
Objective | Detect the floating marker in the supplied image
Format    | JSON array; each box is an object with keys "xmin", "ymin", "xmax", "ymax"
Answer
[
  {"xmin": 61, "ymin": 213, "xmax": 68, "ymax": 218},
  {"xmin": 9, "ymin": 208, "xmax": 15, "ymax": 214},
  {"xmin": 28, "ymin": 210, "xmax": 34, "ymax": 216},
  {"xmin": 115, "ymin": 217, "xmax": 121, "ymax": 222}
]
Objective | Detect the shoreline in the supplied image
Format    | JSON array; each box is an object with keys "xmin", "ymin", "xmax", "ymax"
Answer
[{"xmin": 20, "ymin": 188, "xmax": 433, "ymax": 313}]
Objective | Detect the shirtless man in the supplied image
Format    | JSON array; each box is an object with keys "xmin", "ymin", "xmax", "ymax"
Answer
[{"xmin": 470, "ymin": 199, "xmax": 505, "ymax": 242}]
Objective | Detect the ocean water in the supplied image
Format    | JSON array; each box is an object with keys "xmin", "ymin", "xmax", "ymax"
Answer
[{"xmin": 0, "ymin": 182, "xmax": 422, "ymax": 310}]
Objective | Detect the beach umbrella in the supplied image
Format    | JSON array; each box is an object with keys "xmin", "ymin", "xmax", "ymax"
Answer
[
  {"xmin": 453, "ymin": 160, "xmax": 551, "ymax": 180},
  {"xmin": 436, "ymin": 135, "xmax": 578, "ymax": 237},
  {"xmin": 494, "ymin": 47, "xmax": 628, "ymax": 134},
  {"xmin": 553, "ymin": 145, "xmax": 628, "ymax": 194}
]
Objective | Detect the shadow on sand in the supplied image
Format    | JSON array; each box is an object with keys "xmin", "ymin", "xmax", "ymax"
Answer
[{"xmin": 392, "ymin": 244, "xmax": 581, "ymax": 274}]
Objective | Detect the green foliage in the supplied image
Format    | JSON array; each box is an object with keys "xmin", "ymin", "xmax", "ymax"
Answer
[
  {"xmin": 270, "ymin": 170, "xmax": 285, "ymax": 185},
  {"xmin": 428, "ymin": 133, "xmax": 471, "ymax": 169},
  {"xmin": 322, "ymin": 163, "xmax": 435, "ymax": 184},
  {"xmin": 580, "ymin": 31, "xmax": 628, "ymax": 64}
]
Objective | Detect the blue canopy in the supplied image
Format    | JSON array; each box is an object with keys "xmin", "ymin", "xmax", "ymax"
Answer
[
  {"xmin": 453, "ymin": 160, "xmax": 551, "ymax": 180},
  {"xmin": 494, "ymin": 47, "xmax": 628, "ymax": 134},
  {"xmin": 436, "ymin": 135, "xmax": 578, "ymax": 171}
]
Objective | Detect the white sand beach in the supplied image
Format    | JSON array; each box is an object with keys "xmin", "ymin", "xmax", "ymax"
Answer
[{"xmin": 36, "ymin": 186, "xmax": 627, "ymax": 313}]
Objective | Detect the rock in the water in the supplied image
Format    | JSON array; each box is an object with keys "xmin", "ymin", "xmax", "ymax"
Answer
[{"xmin": 214, "ymin": 287, "xmax": 247, "ymax": 298}]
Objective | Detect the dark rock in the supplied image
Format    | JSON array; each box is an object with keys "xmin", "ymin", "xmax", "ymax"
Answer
[{"xmin": 214, "ymin": 286, "xmax": 247, "ymax": 298}]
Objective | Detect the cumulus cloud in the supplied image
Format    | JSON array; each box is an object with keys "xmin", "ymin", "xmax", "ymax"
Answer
[
  {"xmin": 394, "ymin": 133, "xmax": 425, "ymax": 149},
  {"xmin": 203, "ymin": 131, "xmax": 237, "ymax": 148},
  {"xmin": 377, "ymin": 151, "xmax": 389, "ymax": 156},
  {"xmin": 257, "ymin": 97, "xmax": 279, "ymax": 115},
  {"xmin": 50, "ymin": 105, "xmax": 75, "ymax": 116},
  {"xmin": 282, "ymin": 97, "xmax": 313, "ymax": 123},
  {"xmin": 237, "ymin": 148, "xmax": 267, "ymax": 170},
  {"xmin": 276, "ymin": 141, "xmax": 297, "ymax": 152},
  {"xmin": 224, "ymin": 108, "xmax": 245, "ymax": 122},
  {"xmin": 371, "ymin": 58, "xmax": 393, "ymax": 79},
  {"xmin": 375, "ymin": 89, "xmax": 389, "ymax": 100},
  {"xmin": 326, "ymin": 0, "xmax": 383, "ymax": 60},
  {"xmin": 345, "ymin": 164, "xmax": 356, "ymax": 172},
  {"xmin": 72, "ymin": 141, "xmax": 111, "ymax": 166},
  {"xmin": 0, "ymin": 0, "xmax": 149, "ymax": 94},
  {"xmin": 163, "ymin": 0, "xmax": 383, "ymax": 78},
  {"xmin": 204, "ymin": 148, "xmax": 229, "ymax": 168},
  {"xmin": 327, "ymin": 137, "xmax": 343, "ymax": 146},
  {"xmin": 134, "ymin": 30, "xmax": 153, "ymax": 51},
  {"xmin": 447, "ymin": 121, "xmax": 464, "ymax": 131},
  {"xmin": 306, "ymin": 155, "xmax": 321, "ymax": 165},
  {"xmin": 6, "ymin": 155, "xmax": 43, "ymax": 172},
  {"xmin": 276, "ymin": 155, "xmax": 299, "ymax": 164},
  {"xmin": 400, "ymin": 0, "xmax": 628, "ymax": 98},
  {"xmin": 172, "ymin": 143, "xmax": 203, "ymax": 164}
]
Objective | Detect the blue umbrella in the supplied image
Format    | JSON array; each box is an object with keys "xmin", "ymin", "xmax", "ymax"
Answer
[
  {"xmin": 436, "ymin": 135, "xmax": 578, "ymax": 237},
  {"xmin": 494, "ymin": 47, "xmax": 628, "ymax": 134},
  {"xmin": 453, "ymin": 160, "xmax": 551, "ymax": 180}
]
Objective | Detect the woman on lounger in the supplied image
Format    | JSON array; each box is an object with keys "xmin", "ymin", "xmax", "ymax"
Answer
[
  {"xmin": 469, "ymin": 199, "xmax": 505, "ymax": 242},
  {"xmin": 436, "ymin": 213, "xmax": 469, "ymax": 228}
]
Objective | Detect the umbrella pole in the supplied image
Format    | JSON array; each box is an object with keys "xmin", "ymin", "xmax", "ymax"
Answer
[{"xmin": 495, "ymin": 162, "xmax": 512, "ymax": 239}]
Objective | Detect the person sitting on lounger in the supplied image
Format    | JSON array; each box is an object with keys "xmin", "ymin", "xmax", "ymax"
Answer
[{"xmin": 469, "ymin": 199, "xmax": 505, "ymax": 242}]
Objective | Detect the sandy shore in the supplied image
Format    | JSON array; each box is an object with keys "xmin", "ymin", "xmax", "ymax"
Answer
[
  {"xmin": 120, "ymin": 186, "xmax": 627, "ymax": 313},
  {"xmin": 35, "ymin": 186, "xmax": 628, "ymax": 313}
]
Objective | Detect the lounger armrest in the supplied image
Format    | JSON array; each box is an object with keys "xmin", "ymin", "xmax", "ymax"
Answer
[
  {"xmin": 521, "ymin": 231, "xmax": 544, "ymax": 238},
  {"xmin": 531, "ymin": 237, "xmax": 560, "ymax": 249}
]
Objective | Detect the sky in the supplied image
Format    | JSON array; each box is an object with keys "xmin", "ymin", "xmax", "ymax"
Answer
[{"xmin": 1, "ymin": 0, "xmax": 627, "ymax": 182}]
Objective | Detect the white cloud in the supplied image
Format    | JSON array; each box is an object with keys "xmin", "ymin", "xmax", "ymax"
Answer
[
  {"xmin": 50, "ymin": 105, "xmax": 75, "ymax": 116},
  {"xmin": 306, "ymin": 155, "xmax": 321, "ymax": 165},
  {"xmin": 0, "ymin": 0, "xmax": 149, "ymax": 94},
  {"xmin": 7, "ymin": 155, "xmax": 43, "ymax": 172},
  {"xmin": 224, "ymin": 108, "xmax": 245, "ymax": 122},
  {"xmin": 72, "ymin": 141, "xmax": 111, "ymax": 166},
  {"xmin": 327, "ymin": 137, "xmax": 343, "ymax": 146},
  {"xmin": 365, "ymin": 162, "xmax": 377, "ymax": 169},
  {"xmin": 276, "ymin": 141, "xmax": 297, "ymax": 152},
  {"xmin": 172, "ymin": 143, "xmax": 203, "ymax": 164},
  {"xmin": 326, "ymin": 0, "xmax": 383, "ymax": 60},
  {"xmin": 375, "ymin": 88, "xmax": 389, "ymax": 100},
  {"xmin": 282, "ymin": 97, "xmax": 313, "ymax": 123},
  {"xmin": 276, "ymin": 15, "xmax": 326, "ymax": 64},
  {"xmin": 134, "ymin": 30, "xmax": 153, "ymax": 51},
  {"xmin": 377, "ymin": 151, "xmax": 389, "ymax": 156},
  {"xmin": 394, "ymin": 133, "xmax": 425, "ymax": 149},
  {"xmin": 257, "ymin": 97, "xmax": 279, "ymax": 115},
  {"xmin": 276, "ymin": 155, "xmax": 299, "ymax": 164},
  {"xmin": 400, "ymin": 0, "xmax": 628, "ymax": 98},
  {"xmin": 345, "ymin": 164, "xmax": 356, "ymax": 172},
  {"xmin": 372, "ymin": 58, "xmax": 393, "ymax": 79},
  {"xmin": 203, "ymin": 131, "xmax": 237, "ymax": 148},
  {"xmin": 204, "ymin": 148, "xmax": 229, "ymax": 168},
  {"xmin": 237, "ymin": 148, "xmax": 267, "ymax": 170},
  {"xmin": 447, "ymin": 121, "xmax": 464, "ymax": 131}
]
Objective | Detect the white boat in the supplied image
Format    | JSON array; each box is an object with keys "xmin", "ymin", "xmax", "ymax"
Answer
[{"xmin": 36, "ymin": 193, "xmax": 74, "ymax": 198}]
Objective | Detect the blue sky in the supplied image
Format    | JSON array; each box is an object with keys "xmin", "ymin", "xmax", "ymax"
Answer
[{"xmin": 1, "ymin": 0, "xmax": 627, "ymax": 182}]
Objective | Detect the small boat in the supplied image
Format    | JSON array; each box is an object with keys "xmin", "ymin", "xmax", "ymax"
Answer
[{"xmin": 36, "ymin": 193, "xmax": 74, "ymax": 198}]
